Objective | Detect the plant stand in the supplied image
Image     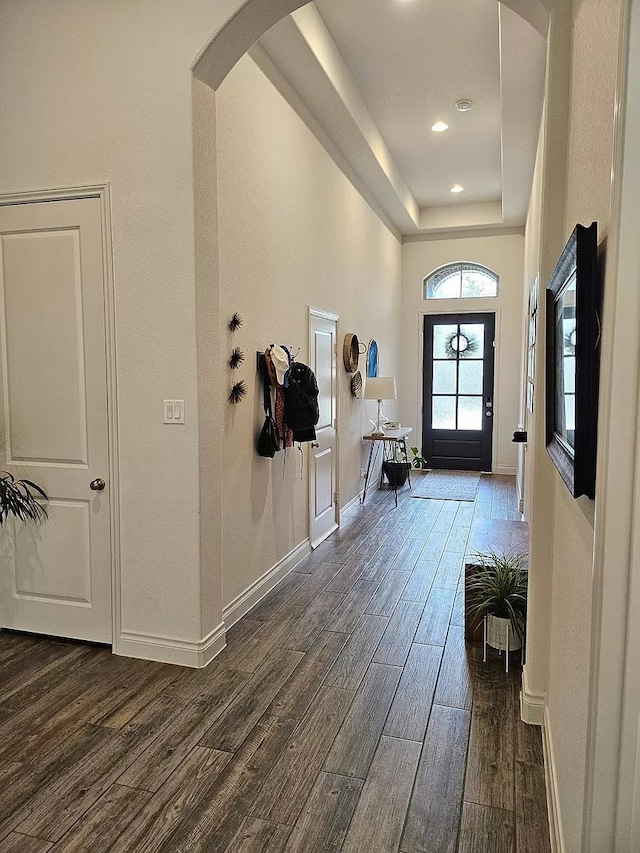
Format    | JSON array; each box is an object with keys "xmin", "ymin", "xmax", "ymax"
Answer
[{"xmin": 361, "ymin": 428, "xmax": 412, "ymax": 507}]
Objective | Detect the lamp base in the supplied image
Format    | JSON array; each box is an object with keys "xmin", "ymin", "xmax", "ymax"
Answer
[{"xmin": 370, "ymin": 399, "xmax": 385, "ymax": 437}]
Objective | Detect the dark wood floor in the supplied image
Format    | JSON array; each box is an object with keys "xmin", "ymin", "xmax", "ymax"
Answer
[{"xmin": 0, "ymin": 473, "xmax": 550, "ymax": 853}]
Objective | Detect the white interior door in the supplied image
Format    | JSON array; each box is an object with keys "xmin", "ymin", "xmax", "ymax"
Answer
[
  {"xmin": 0, "ymin": 195, "xmax": 112, "ymax": 643},
  {"xmin": 309, "ymin": 310, "xmax": 338, "ymax": 548}
]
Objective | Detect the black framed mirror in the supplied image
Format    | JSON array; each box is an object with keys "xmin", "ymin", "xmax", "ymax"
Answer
[{"xmin": 545, "ymin": 222, "xmax": 601, "ymax": 499}]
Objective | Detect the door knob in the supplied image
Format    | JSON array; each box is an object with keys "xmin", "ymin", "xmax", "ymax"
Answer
[
  {"xmin": 89, "ymin": 478, "xmax": 106, "ymax": 491},
  {"xmin": 311, "ymin": 442, "xmax": 320, "ymax": 448}
]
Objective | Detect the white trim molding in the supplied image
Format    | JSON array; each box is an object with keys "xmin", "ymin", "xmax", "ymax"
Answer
[
  {"xmin": 340, "ymin": 491, "xmax": 364, "ymax": 516},
  {"xmin": 543, "ymin": 705, "xmax": 566, "ymax": 853},
  {"xmin": 222, "ymin": 538, "xmax": 311, "ymax": 629},
  {"xmin": 496, "ymin": 465, "xmax": 517, "ymax": 476},
  {"xmin": 120, "ymin": 537, "xmax": 313, "ymax": 666},
  {"xmin": 311, "ymin": 524, "xmax": 338, "ymax": 551},
  {"xmin": 119, "ymin": 622, "xmax": 226, "ymax": 668},
  {"xmin": 521, "ymin": 665, "xmax": 546, "ymax": 725}
]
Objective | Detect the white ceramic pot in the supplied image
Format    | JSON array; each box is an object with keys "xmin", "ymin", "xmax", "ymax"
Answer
[{"xmin": 486, "ymin": 614, "xmax": 521, "ymax": 652}]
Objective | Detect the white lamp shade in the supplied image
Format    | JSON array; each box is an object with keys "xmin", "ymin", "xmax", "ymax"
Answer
[{"xmin": 364, "ymin": 376, "xmax": 397, "ymax": 400}]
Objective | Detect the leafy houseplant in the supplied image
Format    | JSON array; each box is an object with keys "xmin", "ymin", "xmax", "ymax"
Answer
[
  {"xmin": 0, "ymin": 472, "xmax": 48, "ymax": 527},
  {"xmin": 466, "ymin": 549, "xmax": 528, "ymax": 651},
  {"xmin": 409, "ymin": 446, "xmax": 428, "ymax": 470}
]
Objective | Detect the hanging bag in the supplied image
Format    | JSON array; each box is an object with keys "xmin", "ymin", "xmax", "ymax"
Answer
[{"xmin": 257, "ymin": 356, "xmax": 280, "ymax": 458}]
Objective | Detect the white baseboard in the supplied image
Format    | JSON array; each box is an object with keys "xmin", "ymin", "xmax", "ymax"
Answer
[
  {"xmin": 117, "ymin": 621, "xmax": 226, "ymax": 668},
  {"xmin": 117, "ymin": 539, "xmax": 311, "ymax": 668},
  {"xmin": 340, "ymin": 491, "xmax": 363, "ymax": 515},
  {"xmin": 543, "ymin": 704, "xmax": 566, "ymax": 853},
  {"xmin": 496, "ymin": 465, "xmax": 517, "ymax": 475},
  {"xmin": 222, "ymin": 538, "xmax": 311, "ymax": 629},
  {"xmin": 520, "ymin": 665, "xmax": 545, "ymax": 725},
  {"xmin": 311, "ymin": 523, "xmax": 338, "ymax": 550}
]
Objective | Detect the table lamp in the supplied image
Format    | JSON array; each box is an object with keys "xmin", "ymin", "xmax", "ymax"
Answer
[{"xmin": 364, "ymin": 376, "xmax": 397, "ymax": 436}]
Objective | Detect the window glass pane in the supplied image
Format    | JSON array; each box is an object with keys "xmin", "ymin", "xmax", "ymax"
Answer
[
  {"xmin": 425, "ymin": 263, "xmax": 498, "ymax": 300},
  {"xmin": 458, "ymin": 360, "xmax": 483, "ymax": 395},
  {"xmin": 433, "ymin": 360, "xmax": 457, "ymax": 394},
  {"xmin": 433, "ymin": 324, "xmax": 458, "ymax": 359},
  {"xmin": 461, "ymin": 270, "xmax": 498, "ymax": 297},
  {"xmin": 430, "ymin": 273, "xmax": 461, "ymax": 299},
  {"xmin": 459, "ymin": 324, "xmax": 484, "ymax": 359},
  {"xmin": 432, "ymin": 396, "xmax": 456, "ymax": 429},
  {"xmin": 457, "ymin": 396, "xmax": 483, "ymax": 430}
]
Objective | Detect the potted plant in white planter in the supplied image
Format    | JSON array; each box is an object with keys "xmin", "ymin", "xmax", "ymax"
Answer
[
  {"xmin": 409, "ymin": 446, "xmax": 428, "ymax": 470},
  {"xmin": 466, "ymin": 549, "xmax": 528, "ymax": 668}
]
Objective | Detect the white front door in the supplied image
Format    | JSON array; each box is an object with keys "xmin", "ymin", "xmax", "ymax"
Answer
[
  {"xmin": 0, "ymin": 195, "xmax": 112, "ymax": 643},
  {"xmin": 309, "ymin": 310, "xmax": 338, "ymax": 548}
]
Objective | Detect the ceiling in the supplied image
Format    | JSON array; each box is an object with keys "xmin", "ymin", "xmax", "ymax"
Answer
[
  {"xmin": 257, "ymin": 0, "xmax": 547, "ymax": 237},
  {"xmin": 315, "ymin": 0, "xmax": 502, "ymax": 210}
]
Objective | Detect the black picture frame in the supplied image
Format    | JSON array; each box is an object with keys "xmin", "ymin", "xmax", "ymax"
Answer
[{"xmin": 545, "ymin": 222, "xmax": 601, "ymax": 499}]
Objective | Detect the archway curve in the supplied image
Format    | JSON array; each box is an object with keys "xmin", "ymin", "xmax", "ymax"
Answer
[{"xmin": 194, "ymin": 0, "xmax": 553, "ymax": 91}]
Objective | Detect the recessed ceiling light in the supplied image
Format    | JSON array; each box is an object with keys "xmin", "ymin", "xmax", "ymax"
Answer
[
  {"xmin": 431, "ymin": 121, "xmax": 449, "ymax": 132},
  {"xmin": 455, "ymin": 99, "xmax": 473, "ymax": 112},
  {"xmin": 450, "ymin": 184, "xmax": 464, "ymax": 193}
]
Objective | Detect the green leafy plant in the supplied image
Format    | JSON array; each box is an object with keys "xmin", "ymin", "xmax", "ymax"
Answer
[
  {"xmin": 0, "ymin": 472, "xmax": 48, "ymax": 527},
  {"xmin": 466, "ymin": 549, "xmax": 528, "ymax": 640},
  {"xmin": 409, "ymin": 446, "xmax": 428, "ymax": 469}
]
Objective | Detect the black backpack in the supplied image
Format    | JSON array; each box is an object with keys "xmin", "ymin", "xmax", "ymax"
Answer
[{"xmin": 285, "ymin": 362, "xmax": 320, "ymax": 441}]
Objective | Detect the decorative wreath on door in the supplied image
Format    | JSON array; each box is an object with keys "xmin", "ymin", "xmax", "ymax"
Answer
[{"xmin": 444, "ymin": 330, "xmax": 480, "ymax": 359}]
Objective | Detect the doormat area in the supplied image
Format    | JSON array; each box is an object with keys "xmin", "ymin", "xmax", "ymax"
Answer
[{"xmin": 411, "ymin": 470, "xmax": 481, "ymax": 502}]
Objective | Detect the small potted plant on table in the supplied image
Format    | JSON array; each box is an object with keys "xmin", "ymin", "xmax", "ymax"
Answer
[{"xmin": 465, "ymin": 549, "xmax": 528, "ymax": 671}]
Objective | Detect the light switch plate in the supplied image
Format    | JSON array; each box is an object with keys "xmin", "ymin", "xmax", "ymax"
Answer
[{"xmin": 164, "ymin": 400, "xmax": 185, "ymax": 424}]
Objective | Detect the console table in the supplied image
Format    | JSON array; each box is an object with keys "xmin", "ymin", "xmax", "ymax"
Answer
[{"xmin": 361, "ymin": 427, "xmax": 412, "ymax": 507}]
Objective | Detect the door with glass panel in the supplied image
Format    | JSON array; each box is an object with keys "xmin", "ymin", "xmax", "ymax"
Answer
[{"xmin": 422, "ymin": 313, "xmax": 495, "ymax": 471}]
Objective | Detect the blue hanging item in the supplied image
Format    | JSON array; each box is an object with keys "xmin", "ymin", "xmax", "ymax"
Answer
[{"xmin": 367, "ymin": 339, "xmax": 379, "ymax": 377}]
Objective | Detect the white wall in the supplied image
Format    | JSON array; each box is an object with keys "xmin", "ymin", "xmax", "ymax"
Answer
[
  {"xmin": 520, "ymin": 106, "xmax": 554, "ymax": 725},
  {"xmin": 401, "ymin": 235, "xmax": 525, "ymax": 473},
  {"xmin": 215, "ymin": 54, "xmax": 402, "ymax": 608},
  {"xmin": 0, "ymin": 0, "xmax": 254, "ymax": 654},
  {"xmin": 545, "ymin": 0, "xmax": 623, "ymax": 847},
  {"xmin": 521, "ymin": 0, "xmax": 625, "ymax": 848}
]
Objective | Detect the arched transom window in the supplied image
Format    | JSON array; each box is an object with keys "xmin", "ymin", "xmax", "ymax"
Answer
[{"xmin": 424, "ymin": 262, "xmax": 499, "ymax": 300}]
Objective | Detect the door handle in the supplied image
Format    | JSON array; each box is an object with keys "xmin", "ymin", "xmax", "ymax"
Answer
[
  {"xmin": 311, "ymin": 442, "xmax": 320, "ymax": 448},
  {"xmin": 89, "ymin": 478, "xmax": 106, "ymax": 491}
]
